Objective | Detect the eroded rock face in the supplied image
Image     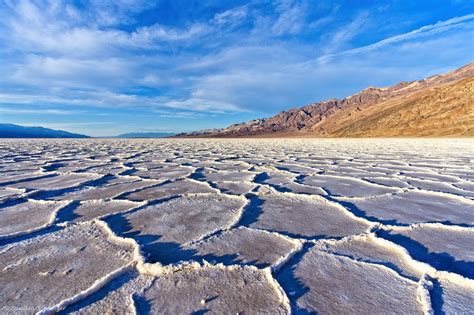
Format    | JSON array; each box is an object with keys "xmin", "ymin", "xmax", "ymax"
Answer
[{"xmin": 0, "ymin": 138, "xmax": 472, "ymax": 313}]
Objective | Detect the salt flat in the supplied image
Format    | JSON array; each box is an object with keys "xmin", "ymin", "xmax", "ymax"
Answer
[{"xmin": 0, "ymin": 138, "xmax": 473, "ymax": 314}]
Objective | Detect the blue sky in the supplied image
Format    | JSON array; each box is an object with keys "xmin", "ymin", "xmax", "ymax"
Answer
[{"xmin": 0, "ymin": 0, "xmax": 473, "ymax": 136}]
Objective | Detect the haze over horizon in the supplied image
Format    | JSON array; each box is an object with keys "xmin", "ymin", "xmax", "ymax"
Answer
[{"xmin": 0, "ymin": 0, "xmax": 473, "ymax": 136}]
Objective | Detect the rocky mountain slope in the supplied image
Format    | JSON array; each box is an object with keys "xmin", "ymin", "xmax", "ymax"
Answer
[{"xmin": 177, "ymin": 62, "xmax": 474, "ymax": 137}]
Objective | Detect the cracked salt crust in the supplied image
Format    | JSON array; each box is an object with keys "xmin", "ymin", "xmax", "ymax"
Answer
[{"xmin": 0, "ymin": 138, "xmax": 472, "ymax": 314}]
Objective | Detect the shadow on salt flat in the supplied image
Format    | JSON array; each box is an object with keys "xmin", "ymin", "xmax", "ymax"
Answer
[
  {"xmin": 104, "ymin": 214, "xmax": 256, "ymax": 267},
  {"xmin": 236, "ymin": 194, "xmax": 264, "ymax": 227},
  {"xmin": 0, "ymin": 225, "xmax": 62, "ymax": 247},
  {"xmin": 333, "ymin": 198, "xmax": 404, "ymax": 226},
  {"xmin": 376, "ymin": 230, "xmax": 474, "ymax": 279},
  {"xmin": 133, "ymin": 293, "xmax": 153, "ymax": 314},
  {"xmin": 58, "ymin": 271, "xmax": 135, "ymax": 314},
  {"xmin": 274, "ymin": 243, "xmax": 315, "ymax": 315},
  {"xmin": 430, "ymin": 278, "xmax": 446, "ymax": 315},
  {"xmin": 253, "ymin": 172, "xmax": 293, "ymax": 193},
  {"xmin": 55, "ymin": 201, "xmax": 82, "ymax": 223},
  {"xmin": 29, "ymin": 174, "xmax": 118, "ymax": 200}
]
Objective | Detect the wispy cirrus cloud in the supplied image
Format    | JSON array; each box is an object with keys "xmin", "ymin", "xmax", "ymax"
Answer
[
  {"xmin": 0, "ymin": 0, "xmax": 473, "ymax": 135},
  {"xmin": 0, "ymin": 107, "xmax": 82, "ymax": 115},
  {"xmin": 317, "ymin": 13, "xmax": 474, "ymax": 63},
  {"xmin": 212, "ymin": 5, "xmax": 248, "ymax": 26}
]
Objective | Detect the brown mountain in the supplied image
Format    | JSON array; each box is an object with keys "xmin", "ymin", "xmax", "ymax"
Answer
[{"xmin": 177, "ymin": 62, "xmax": 474, "ymax": 137}]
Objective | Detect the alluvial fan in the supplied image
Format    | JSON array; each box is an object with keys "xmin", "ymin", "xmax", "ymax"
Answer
[{"xmin": 0, "ymin": 138, "xmax": 473, "ymax": 314}]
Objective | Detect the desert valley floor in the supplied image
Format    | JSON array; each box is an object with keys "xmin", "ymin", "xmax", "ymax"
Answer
[{"xmin": 0, "ymin": 138, "xmax": 473, "ymax": 314}]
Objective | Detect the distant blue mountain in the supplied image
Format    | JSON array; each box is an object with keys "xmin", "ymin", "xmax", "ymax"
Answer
[
  {"xmin": 0, "ymin": 123, "xmax": 90, "ymax": 138},
  {"xmin": 115, "ymin": 132, "xmax": 175, "ymax": 138}
]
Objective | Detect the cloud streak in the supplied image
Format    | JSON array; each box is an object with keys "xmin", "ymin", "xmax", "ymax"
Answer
[{"xmin": 317, "ymin": 13, "xmax": 474, "ymax": 63}]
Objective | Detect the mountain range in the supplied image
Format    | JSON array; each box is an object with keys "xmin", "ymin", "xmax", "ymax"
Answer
[
  {"xmin": 0, "ymin": 125, "xmax": 178, "ymax": 138},
  {"xmin": 0, "ymin": 124, "xmax": 90, "ymax": 138},
  {"xmin": 176, "ymin": 62, "xmax": 474, "ymax": 137}
]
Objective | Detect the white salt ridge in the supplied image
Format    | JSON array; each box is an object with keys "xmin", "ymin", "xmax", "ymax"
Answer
[
  {"xmin": 433, "ymin": 271, "xmax": 474, "ymax": 313},
  {"xmin": 247, "ymin": 191, "xmax": 372, "ymax": 238},
  {"xmin": 0, "ymin": 199, "xmax": 70, "ymax": 239},
  {"xmin": 114, "ymin": 193, "xmax": 247, "ymax": 261},
  {"xmin": 211, "ymin": 180, "xmax": 256, "ymax": 195},
  {"xmin": 122, "ymin": 178, "xmax": 218, "ymax": 201},
  {"xmin": 61, "ymin": 199, "xmax": 144, "ymax": 223},
  {"xmin": 0, "ymin": 221, "xmax": 134, "ymax": 313},
  {"xmin": 405, "ymin": 177, "xmax": 474, "ymax": 198},
  {"xmin": 38, "ymin": 263, "xmax": 134, "ymax": 315},
  {"xmin": 189, "ymin": 226, "xmax": 301, "ymax": 269},
  {"xmin": 0, "ymin": 187, "xmax": 26, "ymax": 202},
  {"xmin": 302, "ymin": 174, "xmax": 400, "ymax": 197},
  {"xmin": 130, "ymin": 165, "xmax": 195, "ymax": 180},
  {"xmin": 337, "ymin": 189, "xmax": 474, "ymax": 225},
  {"xmin": 203, "ymin": 170, "xmax": 256, "ymax": 182},
  {"xmin": 10, "ymin": 173, "xmax": 101, "ymax": 190},
  {"xmin": 294, "ymin": 249, "xmax": 425, "ymax": 314},
  {"xmin": 316, "ymin": 233, "xmax": 432, "ymax": 280},
  {"xmin": 381, "ymin": 224, "xmax": 474, "ymax": 273},
  {"xmin": 53, "ymin": 179, "xmax": 162, "ymax": 201}
]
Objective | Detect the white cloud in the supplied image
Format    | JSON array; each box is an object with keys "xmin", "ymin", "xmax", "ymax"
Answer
[
  {"xmin": 163, "ymin": 98, "xmax": 243, "ymax": 113},
  {"xmin": 317, "ymin": 13, "xmax": 474, "ymax": 63},
  {"xmin": 0, "ymin": 107, "xmax": 82, "ymax": 115},
  {"xmin": 213, "ymin": 6, "xmax": 248, "ymax": 26},
  {"xmin": 323, "ymin": 11, "xmax": 369, "ymax": 54},
  {"xmin": 271, "ymin": 0, "xmax": 307, "ymax": 35}
]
